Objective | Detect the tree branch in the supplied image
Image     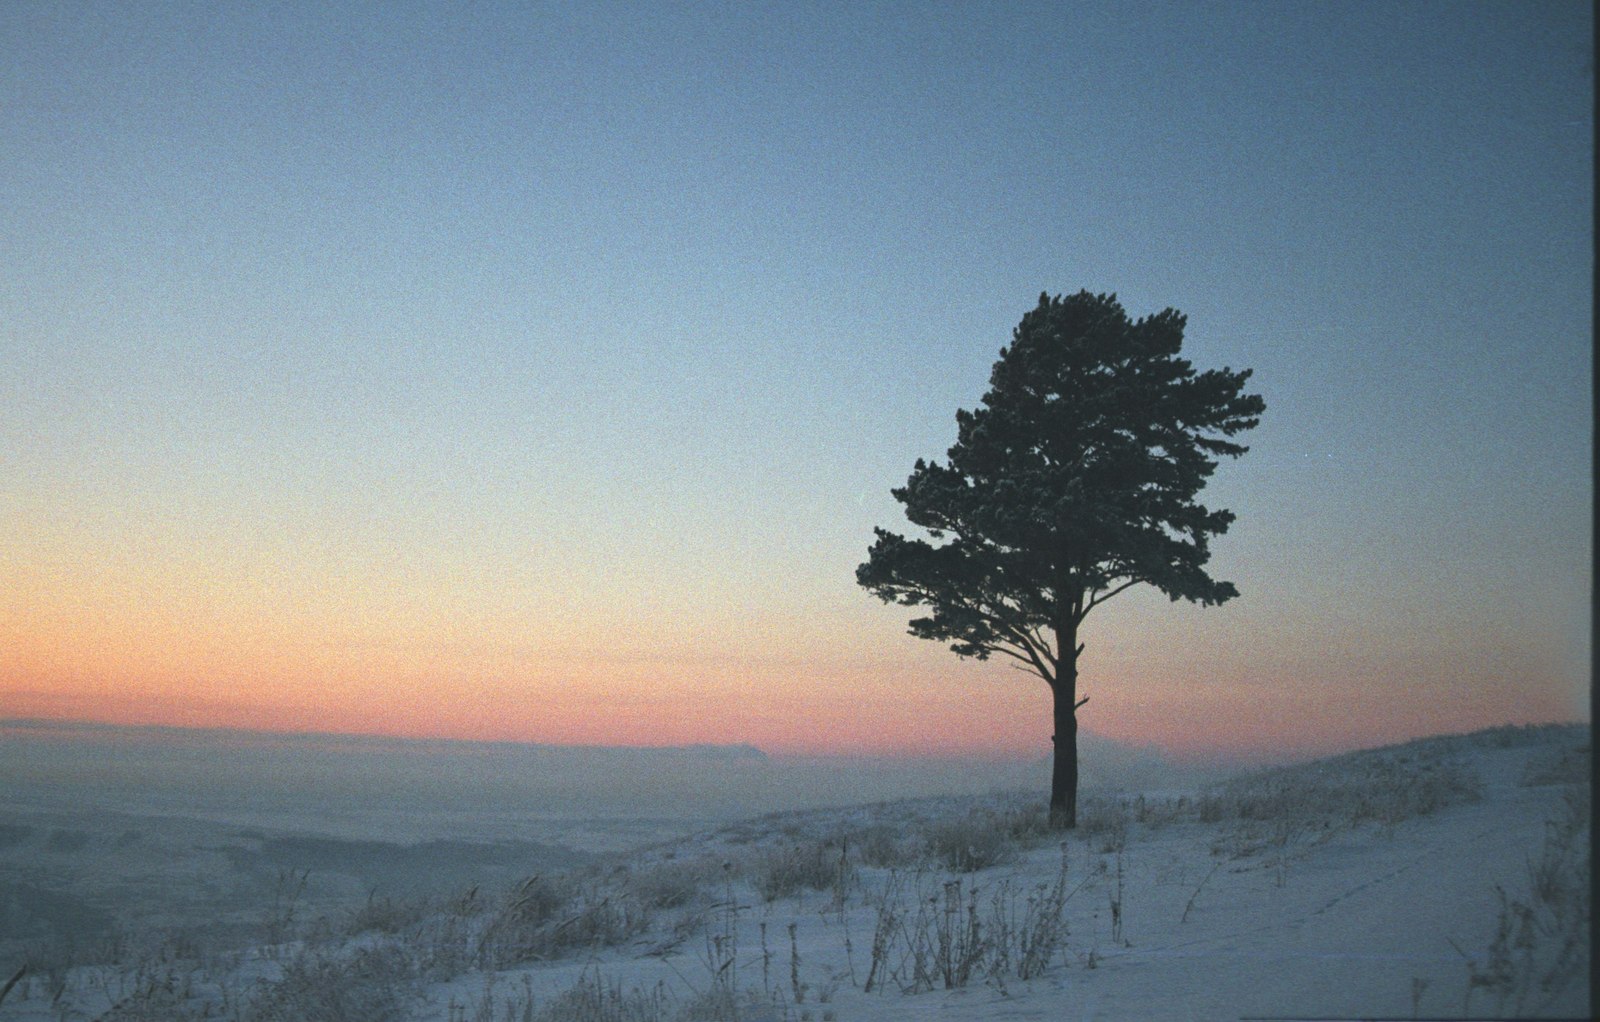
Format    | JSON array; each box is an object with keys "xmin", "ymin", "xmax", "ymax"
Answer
[
  {"xmin": 987, "ymin": 642, "xmax": 1038, "ymax": 667},
  {"xmin": 937, "ymin": 586, "xmax": 1057, "ymax": 682},
  {"xmin": 1023, "ymin": 623, "xmax": 1058, "ymax": 670},
  {"xmin": 984, "ymin": 635, "xmax": 1056, "ymax": 684},
  {"xmin": 1075, "ymin": 695, "xmax": 1089, "ymax": 710},
  {"xmin": 964, "ymin": 583, "xmax": 1058, "ymax": 681},
  {"xmin": 1008, "ymin": 662, "xmax": 1056, "ymax": 687},
  {"xmin": 1000, "ymin": 626, "xmax": 1056, "ymax": 682},
  {"xmin": 1082, "ymin": 577, "xmax": 1144, "ymax": 618}
]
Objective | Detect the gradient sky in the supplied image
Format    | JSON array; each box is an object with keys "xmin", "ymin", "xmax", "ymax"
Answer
[{"xmin": 2, "ymin": 1, "xmax": 1591, "ymax": 761}]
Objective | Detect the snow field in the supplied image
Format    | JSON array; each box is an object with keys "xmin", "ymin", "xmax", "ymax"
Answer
[{"xmin": 2, "ymin": 724, "xmax": 1587, "ymax": 1021}]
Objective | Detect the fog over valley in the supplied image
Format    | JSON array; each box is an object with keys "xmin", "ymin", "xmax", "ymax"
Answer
[{"xmin": 0, "ymin": 719, "xmax": 1195, "ymax": 844}]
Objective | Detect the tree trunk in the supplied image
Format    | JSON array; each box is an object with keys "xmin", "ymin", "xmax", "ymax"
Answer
[{"xmin": 1049, "ymin": 622, "xmax": 1080, "ymax": 829}]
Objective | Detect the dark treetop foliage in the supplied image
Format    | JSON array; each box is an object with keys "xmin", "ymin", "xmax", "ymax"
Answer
[{"xmin": 857, "ymin": 290, "xmax": 1265, "ymax": 682}]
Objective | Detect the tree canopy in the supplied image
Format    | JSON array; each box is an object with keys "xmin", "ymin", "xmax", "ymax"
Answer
[{"xmin": 857, "ymin": 290, "xmax": 1264, "ymax": 824}]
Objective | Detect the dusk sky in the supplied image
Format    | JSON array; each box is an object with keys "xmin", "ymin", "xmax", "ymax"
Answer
[{"xmin": 3, "ymin": 1, "xmax": 1591, "ymax": 761}]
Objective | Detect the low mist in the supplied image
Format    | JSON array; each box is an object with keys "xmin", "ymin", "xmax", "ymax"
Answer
[{"xmin": 0, "ymin": 718, "xmax": 1201, "ymax": 844}]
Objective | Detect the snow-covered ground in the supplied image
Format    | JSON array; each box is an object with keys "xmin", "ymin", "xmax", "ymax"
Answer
[{"xmin": 2, "ymin": 724, "xmax": 1588, "ymax": 1020}]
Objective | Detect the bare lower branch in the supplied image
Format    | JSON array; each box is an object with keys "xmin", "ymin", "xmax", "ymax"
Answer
[
  {"xmin": 1012, "ymin": 639, "xmax": 1054, "ymax": 683},
  {"xmin": 901, "ymin": 577, "xmax": 1060, "ymax": 684},
  {"xmin": 963, "ymin": 599, "xmax": 1057, "ymax": 682},
  {"xmin": 1025, "ymin": 623, "xmax": 1059, "ymax": 670},
  {"xmin": 988, "ymin": 643, "xmax": 1037, "ymax": 667},
  {"xmin": 989, "ymin": 640, "xmax": 1054, "ymax": 684},
  {"xmin": 1002, "ymin": 624, "xmax": 1056, "ymax": 681},
  {"xmin": 1075, "ymin": 695, "xmax": 1089, "ymax": 710},
  {"xmin": 1007, "ymin": 662, "xmax": 1055, "ymax": 686},
  {"xmin": 1083, "ymin": 578, "xmax": 1144, "ymax": 618},
  {"xmin": 970, "ymin": 583, "xmax": 1056, "ymax": 671}
]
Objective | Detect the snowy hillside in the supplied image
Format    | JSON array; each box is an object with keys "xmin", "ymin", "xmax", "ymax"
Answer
[{"xmin": 2, "ymin": 724, "xmax": 1587, "ymax": 1021}]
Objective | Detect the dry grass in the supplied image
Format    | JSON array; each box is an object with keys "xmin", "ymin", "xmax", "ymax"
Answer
[
  {"xmin": 1199, "ymin": 750, "xmax": 1483, "ymax": 830},
  {"xmin": 243, "ymin": 943, "xmax": 417, "ymax": 1022},
  {"xmin": 527, "ymin": 971, "xmax": 672, "ymax": 1022},
  {"xmin": 1074, "ymin": 798, "xmax": 1130, "ymax": 854}
]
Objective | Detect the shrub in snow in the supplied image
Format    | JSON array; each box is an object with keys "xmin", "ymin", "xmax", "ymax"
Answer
[
  {"xmin": 854, "ymin": 823, "xmax": 924, "ymax": 869},
  {"xmin": 1074, "ymin": 797, "xmax": 1129, "ymax": 853},
  {"xmin": 627, "ymin": 858, "xmax": 716, "ymax": 911},
  {"xmin": 927, "ymin": 816, "xmax": 1018, "ymax": 873},
  {"xmin": 341, "ymin": 890, "xmax": 432, "ymax": 938},
  {"xmin": 752, "ymin": 840, "xmax": 851, "ymax": 903},
  {"xmin": 477, "ymin": 875, "xmax": 650, "ymax": 968}
]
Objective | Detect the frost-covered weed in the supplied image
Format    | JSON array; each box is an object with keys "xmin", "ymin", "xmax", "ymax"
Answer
[
  {"xmin": 412, "ymin": 886, "xmax": 487, "ymax": 978},
  {"xmin": 1460, "ymin": 784, "xmax": 1591, "ymax": 1017},
  {"xmin": 675, "ymin": 984, "xmax": 741, "ymax": 1022},
  {"xmin": 84, "ymin": 962, "xmax": 210, "ymax": 1022},
  {"xmin": 990, "ymin": 845, "xmax": 1075, "ymax": 981},
  {"xmin": 1519, "ymin": 744, "xmax": 1590, "ymax": 787},
  {"xmin": 477, "ymin": 875, "xmax": 572, "ymax": 965},
  {"xmin": 244, "ymin": 942, "xmax": 417, "ymax": 1022},
  {"xmin": 863, "ymin": 844, "xmax": 1076, "ymax": 994},
  {"xmin": 445, "ymin": 972, "xmax": 535, "ymax": 1022},
  {"xmin": 988, "ymin": 802, "xmax": 1055, "ymax": 845}
]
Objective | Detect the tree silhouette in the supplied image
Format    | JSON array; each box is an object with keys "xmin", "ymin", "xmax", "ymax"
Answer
[{"xmin": 858, "ymin": 291, "xmax": 1264, "ymax": 827}]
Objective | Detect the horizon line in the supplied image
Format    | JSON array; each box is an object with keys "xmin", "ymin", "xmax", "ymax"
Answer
[
  {"xmin": 0, "ymin": 715, "xmax": 1061, "ymax": 763},
  {"xmin": 3, "ymin": 713, "xmax": 1585, "ymax": 768}
]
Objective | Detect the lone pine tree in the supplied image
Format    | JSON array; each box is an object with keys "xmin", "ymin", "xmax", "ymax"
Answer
[{"xmin": 858, "ymin": 291, "xmax": 1264, "ymax": 828}]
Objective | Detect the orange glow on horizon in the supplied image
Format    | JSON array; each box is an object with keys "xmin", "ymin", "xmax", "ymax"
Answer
[{"xmin": 4, "ymin": 634, "xmax": 1585, "ymax": 763}]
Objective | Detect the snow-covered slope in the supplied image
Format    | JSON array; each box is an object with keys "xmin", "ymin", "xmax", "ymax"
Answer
[{"xmin": 3, "ymin": 724, "xmax": 1588, "ymax": 1021}]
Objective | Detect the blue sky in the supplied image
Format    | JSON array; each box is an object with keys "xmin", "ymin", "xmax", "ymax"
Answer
[{"xmin": 2, "ymin": 1, "xmax": 1591, "ymax": 758}]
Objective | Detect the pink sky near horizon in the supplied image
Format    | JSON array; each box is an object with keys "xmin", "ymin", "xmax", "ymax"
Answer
[{"xmin": 4, "ymin": 583, "xmax": 1583, "ymax": 763}]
